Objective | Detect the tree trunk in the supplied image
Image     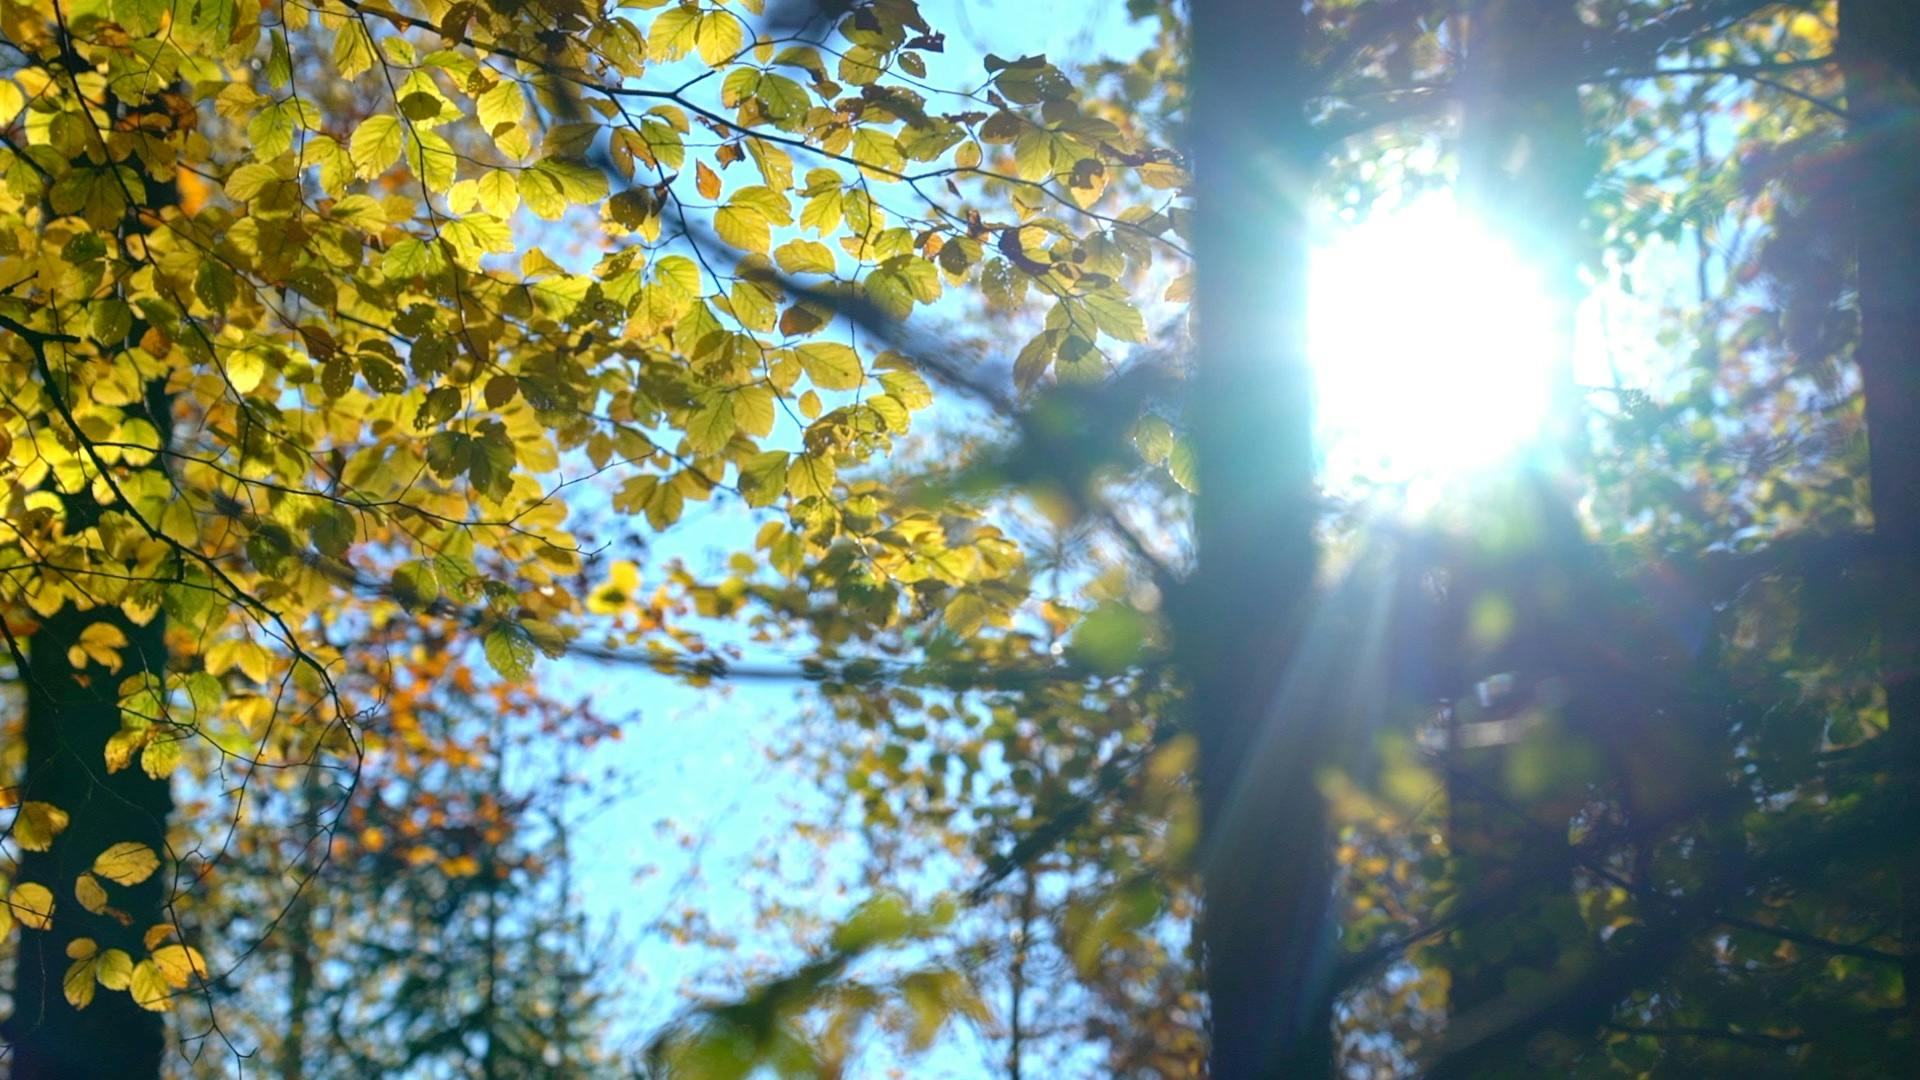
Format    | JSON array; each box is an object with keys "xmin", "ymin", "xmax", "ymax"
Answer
[
  {"xmin": 1457, "ymin": 0, "xmax": 1591, "ymax": 463},
  {"xmin": 1441, "ymin": 0, "xmax": 1592, "ymax": 1061},
  {"xmin": 8, "ymin": 604, "xmax": 172, "ymax": 1079},
  {"xmin": 280, "ymin": 769, "xmax": 323, "ymax": 1080},
  {"xmin": 1184, "ymin": 1, "xmax": 1327, "ymax": 1077},
  {"xmin": 6, "ymin": 95, "xmax": 178, "ymax": 1071},
  {"xmin": 1839, "ymin": 0, "xmax": 1920, "ymax": 1033}
]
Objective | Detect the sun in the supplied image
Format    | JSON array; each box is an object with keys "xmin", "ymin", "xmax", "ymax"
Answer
[{"xmin": 1308, "ymin": 194, "xmax": 1562, "ymax": 505}]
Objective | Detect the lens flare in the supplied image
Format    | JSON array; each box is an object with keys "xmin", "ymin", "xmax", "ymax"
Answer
[{"xmin": 1309, "ymin": 195, "xmax": 1561, "ymax": 505}]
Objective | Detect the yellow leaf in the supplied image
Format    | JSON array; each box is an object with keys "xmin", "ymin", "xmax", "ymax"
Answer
[
  {"xmin": 477, "ymin": 169, "xmax": 519, "ymax": 217},
  {"xmin": 696, "ymin": 160, "xmax": 721, "ymax": 200},
  {"xmin": 796, "ymin": 342, "xmax": 865, "ymax": 390},
  {"xmin": 786, "ymin": 452, "xmax": 836, "ymax": 500},
  {"xmin": 64, "ymin": 955, "xmax": 97, "ymax": 1009},
  {"xmin": 150, "ymin": 943, "xmax": 208, "ymax": 988},
  {"xmin": 349, "ymin": 114, "xmax": 405, "ymax": 179},
  {"xmin": 226, "ymin": 350, "xmax": 266, "ymax": 394},
  {"xmin": 586, "ymin": 560, "xmax": 642, "ymax": 615},
  {"xmin": 648, "ymin": 6, "xmax": 698, "ymax": 61},
  {"xmin": 774, "ymin": 239, "xmax": 836, "ymax": 275},
  {"xmin": 67, "ymin": 936, "xmax": 97, "ymax": 960},
  {"xmin": 130, "ymin": 959, "xmax": 170, "ymax": 1011},
  {"xmin": 0, "ymin": 80, "xmax": 23, "ymax": 126},
  {"xmin": 714, "ymin": 204, "xmax": 770, "ymax": 253},
  {"xmin": 74, "ymin": 873, "xmax": 109, "ymax": 914},
  {"xmin": 8, "ymin": 882, "xmax": 54, "ymax": 930},
  {"xmin": 104, "ymin": 727, "xmax": 148, "ymax": 774},
  {"xmin": 15, "ymin": 801, "xmax": 69, "ymax": 851},
  {"xmin": 66, "ymin": 621, "xmax": 130, "ymax": 672},
  {"xmin": 695, "ymin": 12, "xmax": 744, "ymax": 66},
  {"xmin": 93, "ymin": 842, "xmax": 161, "ymax": 886},
  {"xmin": 475, "ymin": 78, "xmax": 526, "ymax": 134},
  {"xmin": 95, "ymin": 948, "xmax": 133, "ymax": 990}
]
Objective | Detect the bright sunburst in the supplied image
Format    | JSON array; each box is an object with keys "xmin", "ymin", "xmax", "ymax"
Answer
[{"xmin": 1309, "ymin": 194, "xmax": 1562, "ymax": 503}]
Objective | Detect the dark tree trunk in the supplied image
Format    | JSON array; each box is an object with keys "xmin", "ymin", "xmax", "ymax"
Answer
[
  {"xmin": 1184, "ymin": 1, "xmax": 1328, "ymax": 1077},
  {"xmin": 8, "ymin": 604, "xmax": 172, "ymax": 1079},
  {"xmin": 6, "ymin": 90, "xmax": 178, "ymax": 1072},
  {"xmin": 1839, "ymin": 0, "xmax": 1920, "ymax": 1034},
  {"xmin": 1440, "ymin": 0, "xmax": 1594, "ymax": 1065},
  {"xmin": 1456, "ymin": 0, "xmax": 1591, "ymax": 460}
]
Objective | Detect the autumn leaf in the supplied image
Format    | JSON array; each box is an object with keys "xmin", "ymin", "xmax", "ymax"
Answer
[
  {"xmin": 93, "ymin": 842, "xmax": 161, "ymax": 886},
  {"xmin": 129, "ymin": 960, "xmax": 170, "ymax": 1011},
  {"xmin": 8, "ymin": 883, "xmax": 54, "ymax": 931},
  {"xmin": 66, "ymin": 622, "xmax": 129, "ymax": 672},
  {"xmin": 150, "ymin": 944, "xmax": 209, "ymax": 988},
  {"xmin": 586, "ymin": 561, "xmax": 642, "ymax": 615},
  {"xmin": 15, "ymin": 801, "xmax": 70, "ymax": 851}
]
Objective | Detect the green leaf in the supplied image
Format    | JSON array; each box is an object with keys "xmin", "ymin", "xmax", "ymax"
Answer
[
  {"xmin": 382, "ymin": 237, "xmax": 445, "ymax": 280},
  {"xmin": 758, "ymin": 74, "xmax": 810, "ymax": 123},
  {"xmin": 332, "ymin": 20, "xmax": 377, "ymax": 80},
  {"xmin": 96, "ymin": 948, "xmax": 133, "ymax": 991},
  {"xmin": 349, "ymin": 115, "xmax": 405, "ymax": 179},
  {"xmin": 686, "ymin": 394, "xmax": 737, "ymax": 454},
  {"xmin": 1168, "ymin": 440, "xmax": 1198, "ymax": 493},
  {"xmin": 715, "ymin": 204, "xmax": 770, "ymax": 253},
  {"xmin": 520, "ymin": 158, "xmax": 609, "ymax": 219},
  {"xmin": 851, "ymin": 128, "xmax": 905, "ymax": 178},
  {"xmin": 831, "ymin": 893, "xmax": 912, "ymax": 952},
  {"xmin": 0, "ymin": 80, "xmax": 23, "ymax": 127},
  {"xmin": 739, "ymin": 450, "xmax": 789, "ymax": 506},
  {"xmin": 648, "ymin": 6, "xmax": 699, "ymax": 61},
  {"xmin": 774, "ymin": 239, "xmax": 836, "ymax": 275},
  {"xmin": 796, "ymin": 342, "xmax": 864, "ymax": 390},
  {"xmin": 359, "ymin": 354, "xmax": 408, "ymax": 394},
  {"xmin": 1082, "ymin": 291, "xmax": 1147, "ymax": 343},
  {"xmin": 130, "ymin": 959, "xmax": 169, "ymax": 1011},
  {"xmin": 483, "ymin": 621, "xmax": 536, "ymax": 680},
  {"xmin": 392, "ymin": 560, "xmax": 442, "ymax": 612},
  {"xmin": 877, "ymin": 366, "xmax": 932, "ymax": 409},
  {"xmin": 730, "ymin": 185, "xmax": 793, "ymax": 224},
  {"xmin": 1071, "ymin": 603, "xmax": 1148, "ymax": 672},
  {"xmin": 1133, "ymin": 415, "xmax": 1174, "ymax": 464},
  {"xmin": 441, "ymin": 214, "xmax": 514, "ymax": 269},
  {"xmin": 734, "ymin": 385, "xmax": 776, "ymax": 437},
  {"xmin": 943, "ymin": 592, "xmax": 995, "ymax": 636},
  {"xmin": 64, "ymin": 950, "xmax": 98, "ymax": 1009}
]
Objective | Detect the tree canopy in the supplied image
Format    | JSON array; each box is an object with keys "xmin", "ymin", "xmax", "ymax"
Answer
[{"xmin": 3, "ymin": 0, "xmax": 1920, "ymax": 1077}]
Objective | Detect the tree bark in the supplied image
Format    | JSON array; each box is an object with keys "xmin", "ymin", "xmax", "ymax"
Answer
[
  {"xmin": 1457, "ymin": 0, "xmax": 1591, "ymax": 463},
  {"xmin": 1184, "ymin": 1, "xmax": 1328, "ymax": 1077},
  {"xmin": 6, "ymin": 89, "xmax": 178, "ymax": 1071},
  {"xmin": 1839, "ymin": 0, "xmax": 1920, "ymax": 1034},
  {"xmin": 8, "ymin": 604, "xmax": 172, "ymax": 1079},
  {"xmin": 1442, "ymin": 0, "xmax": 1593, "ymax": 1061}
]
